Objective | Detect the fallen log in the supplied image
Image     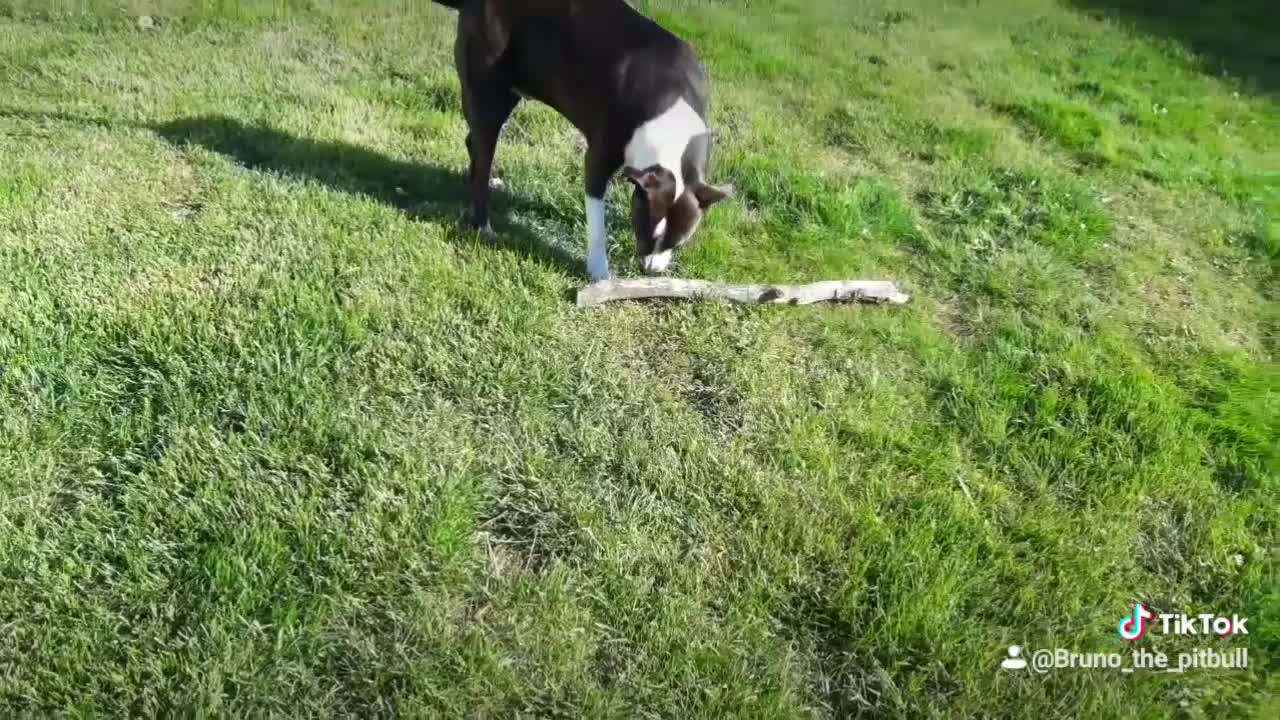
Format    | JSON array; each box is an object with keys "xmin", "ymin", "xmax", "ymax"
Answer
[{"xmin": 576, "ymin": 278, "xmax": 910, "ymax": 308}]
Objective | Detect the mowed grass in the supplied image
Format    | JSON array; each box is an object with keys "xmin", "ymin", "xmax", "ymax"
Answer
[{"xmin": 0, "ymin": 0, "xmax": 1277, "ymax": 716}]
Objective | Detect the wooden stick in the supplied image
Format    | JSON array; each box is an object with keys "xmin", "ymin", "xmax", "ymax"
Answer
[{"xmin": 576, "ymin": 278, "xmax": 910, "ymax": 308}]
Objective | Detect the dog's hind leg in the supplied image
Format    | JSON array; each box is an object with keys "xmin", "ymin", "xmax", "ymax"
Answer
[
  {"xmin": 452, "ymin": 1, "xmax": 516, "ymax": 231},
  {"xmin": 455, "ymin": 21, "xmax": 518, "ymax": 233},
  {"xmin": 461, "ymin": 80, "xmax": 519, "ymax": 232}
]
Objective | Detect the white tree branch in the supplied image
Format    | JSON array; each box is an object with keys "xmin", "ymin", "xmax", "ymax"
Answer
[{"xmin": 577, "ymin": 278, "xmax": 910, "ymax": 308}]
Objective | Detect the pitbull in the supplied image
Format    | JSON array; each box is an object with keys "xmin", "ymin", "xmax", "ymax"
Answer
[{"xmin": 431, "ymin": 0, "xmax": 734, "ymax": 280}]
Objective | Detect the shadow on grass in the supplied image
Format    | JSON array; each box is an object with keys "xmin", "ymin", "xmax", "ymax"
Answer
[
  {"xmin": 155, "ymin": 114, "xmax": 584, "ymax": 275},
  {"xmin": 1067, "ymin": 0, "xmax": 1280, "ymax": 98},
  {"xmin": 0, "ymin": 107, "xmax": 584, "ymax": 276}
]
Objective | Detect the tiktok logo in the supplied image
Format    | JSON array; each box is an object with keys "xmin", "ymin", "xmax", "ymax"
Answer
[{"xmin": 1118, "ymin": 604, "xmax": 1154, "ymax": 641}]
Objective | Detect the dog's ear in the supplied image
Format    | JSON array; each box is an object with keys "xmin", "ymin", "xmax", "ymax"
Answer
[
  {"xmin": 622, "ymin": 165, "xmax": 677, "ymax": 197},
  {"xmin": 691, "ymin": 181, "xmax": 734, "ymax": 209}
]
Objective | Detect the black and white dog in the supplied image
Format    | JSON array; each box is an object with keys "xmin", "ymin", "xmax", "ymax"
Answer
[{"xmin": 431, "ymin": 0, "xmax": 734, "ymax": 280}]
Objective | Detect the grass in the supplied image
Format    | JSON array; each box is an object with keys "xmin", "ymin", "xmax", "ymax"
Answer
[{"xmin": 0, "ymin": 0, "xmax": 1276, "ymax": 716}]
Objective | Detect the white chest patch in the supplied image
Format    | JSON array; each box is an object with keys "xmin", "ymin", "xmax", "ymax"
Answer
[
  {"xmin": 624, "ymin": 98, "xmax": 707, "ymax": 199},
  {"xmin": 653, "ymin": 218, "xmax": 667, "ymax": 239}
]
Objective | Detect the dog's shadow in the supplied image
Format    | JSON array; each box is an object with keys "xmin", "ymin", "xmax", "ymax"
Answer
[
  {"xmin": 151, "ymin": 114, "xmax": 582, "ymax": 275},
  {"xmin": 0, "ymin": 107, "xmax": 592, "ymax": 277}
]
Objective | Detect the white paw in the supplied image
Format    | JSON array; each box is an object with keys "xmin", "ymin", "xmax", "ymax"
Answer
[
  {"xmin": 640, "ymin": 250, "xmax": 673, "ymax": 275},
  {"xmin": 489, "ymin": 177, "xmax": 505, "ymax": 190}
]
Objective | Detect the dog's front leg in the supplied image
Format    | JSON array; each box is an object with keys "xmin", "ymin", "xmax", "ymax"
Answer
[
  {"xmin": 585, "ymin": 196, "xmax": 609, "ymax": 282},
  {"xmin": 584, "ymin": 142, "xmax": 622, "ymax": 282}
]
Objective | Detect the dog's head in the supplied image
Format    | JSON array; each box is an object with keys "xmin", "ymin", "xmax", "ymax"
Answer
[{"xmin": 623, "ymin": 165, "xmax": 733, "ymax": 274}]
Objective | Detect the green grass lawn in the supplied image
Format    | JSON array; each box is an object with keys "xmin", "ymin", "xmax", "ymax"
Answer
[{"xmin": 1, "ymin": 0, "xmax": 1276, "ymax": 716}]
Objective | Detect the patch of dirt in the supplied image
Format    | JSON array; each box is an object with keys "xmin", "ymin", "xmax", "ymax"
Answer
[
  {"xmin": 480, "ymin": 469, "xmax": 581, "ymax": 574},
  {"xmin": 681, "ymin": 356, "xmax": 747, "ymax": 438}
]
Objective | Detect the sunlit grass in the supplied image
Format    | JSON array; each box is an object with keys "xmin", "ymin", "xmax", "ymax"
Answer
[{"xmin": 0, "ymin": 1, "xmax": 1275, "ymax": 716}]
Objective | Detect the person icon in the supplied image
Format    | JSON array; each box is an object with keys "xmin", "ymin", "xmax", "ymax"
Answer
[{"xmin": 1002, "ymin": 645, "xmax": 1027, "ymax": 670}]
